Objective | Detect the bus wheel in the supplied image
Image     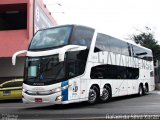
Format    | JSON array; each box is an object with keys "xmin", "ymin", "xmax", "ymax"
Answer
[
  {"xmin": 100, "ymin": 86, "xmax": 111, "ymax": 102},
  {"xmin": 144, "ymin": 85, "xmax": 149, "ymax": 95},
  {"xmin": 88, "ymin": 86, "xmax": 99, "ymax": 104},
  {"xmin": 138, "ymin": 85, "xmax": 143, "ymax": 96}
]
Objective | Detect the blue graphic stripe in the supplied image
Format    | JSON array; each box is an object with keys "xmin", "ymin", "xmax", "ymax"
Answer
[{"xmin": 61, "ymin": 81, "xmax": 68, "ymax": 101}]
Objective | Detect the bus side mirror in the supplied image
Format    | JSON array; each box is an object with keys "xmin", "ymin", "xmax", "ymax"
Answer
[
  {"xmin": 12, "ymin": 50, "xmax": 27, "ymax": 65},
  {"xmin": 59, "ymin": 45, "xmax": 87, "ymax": 62}
]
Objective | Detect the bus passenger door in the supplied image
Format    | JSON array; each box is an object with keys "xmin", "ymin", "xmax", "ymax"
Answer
[{"xmin": 67, "ymin": 61, "xmax": 81, "ymax": 101}]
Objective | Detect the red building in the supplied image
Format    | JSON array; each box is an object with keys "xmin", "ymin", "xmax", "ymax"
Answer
[{"xmin": 0, "ymin": 0, "xmax": 57, "ymax": 83}]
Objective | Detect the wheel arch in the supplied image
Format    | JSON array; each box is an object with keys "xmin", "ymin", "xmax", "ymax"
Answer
[
  {"xmin": 90, "ymin": 84, "xmax": 100, "ymax": 93},
  {"xmin": 139, "ymin": 83, "xmax": 143, "ymax": 88},
  {"xmin": 103, "ymin": 84, "xmax": 112, "ymax": 95},
  {"xmin": 145, "ymin": 82, "xmax": 149, "ymax": 89}
]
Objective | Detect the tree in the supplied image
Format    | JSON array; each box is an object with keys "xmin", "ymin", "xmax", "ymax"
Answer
[{"xmin": 131, "ymin": 27, "xmax": 160, "ymax": 61}]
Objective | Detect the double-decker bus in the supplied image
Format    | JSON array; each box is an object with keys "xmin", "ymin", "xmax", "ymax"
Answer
[{"xmin": 12, "ymin": 25, "xmax": 155, "ymax": 104}]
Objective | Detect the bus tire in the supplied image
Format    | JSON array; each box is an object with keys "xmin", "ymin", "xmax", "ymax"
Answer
[
  {"xmin": 138, "ymin": 85, "xmax": 144, "ymax": 96},
  {"xmin": 144, "ymin": 84, "xmax": 149, "ymax": 95},
  {"xmin": 100, "ymin": 86, "xmax": 111, "ymax": 102},
  {"xmin": 88, "ymin": 86, "xmax": 99, "ymax": 104}
]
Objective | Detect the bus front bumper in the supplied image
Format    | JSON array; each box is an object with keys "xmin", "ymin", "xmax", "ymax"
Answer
[{"xmin": 22, "ymin": 92, "xmax": 63, "ymax": 104}]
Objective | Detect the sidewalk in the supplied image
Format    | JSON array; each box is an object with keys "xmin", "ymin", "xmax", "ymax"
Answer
[{"xmin": 150, "ymin": 90, "xmax": 160, "ymax": 94}]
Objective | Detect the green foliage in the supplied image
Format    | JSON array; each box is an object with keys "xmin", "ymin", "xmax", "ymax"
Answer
[{"xmin": 131, "ymin": 27, "xmax": 160, "ymax": 61}]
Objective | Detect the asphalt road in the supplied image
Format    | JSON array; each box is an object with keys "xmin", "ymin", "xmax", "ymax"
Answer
[{"xmin": 0, "ymin": 91, "xmax": 160, "ymax": 120}]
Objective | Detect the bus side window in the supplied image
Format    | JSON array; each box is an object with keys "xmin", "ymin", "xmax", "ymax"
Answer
[
  {"xmin": 91, "ymin": 71, "xmax": 104, "ymax": 79},
  {"xmin": 68, "ymin": 61, "xmax": 76, "ymax": 78},
  {"xmin": 70, "ymin": 26, "xmax": 94, "ymax": 48},
  {"xmin": 109, "ymin": 37, "xmax": 122, "ymax": 54},
  {"xmin": 91, "ymin": 65, "xmax": 139, "ymax": 79},
  {"xmin": 94, "ymin": 33, "xmax": 110, "ymax": 52},
  {"xmin": 121, "ymin": 42, "xmax": 131, "ymax": 56},
  {"xmin": 90, "ymin": 66, "xmax": 104, "ymax": 79}
]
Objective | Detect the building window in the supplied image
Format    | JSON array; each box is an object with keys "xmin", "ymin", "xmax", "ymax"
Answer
[{"xmin": 0, "ymin": 4, "xmax": 27, "ymax": 31}]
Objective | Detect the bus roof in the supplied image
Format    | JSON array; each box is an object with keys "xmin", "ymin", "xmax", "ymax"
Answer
[{"xmin": 38, "ymin": 24, "xmax": 152, "ymax": 52}]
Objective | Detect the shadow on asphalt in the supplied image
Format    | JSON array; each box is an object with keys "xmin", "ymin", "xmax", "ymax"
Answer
[
  {"xmin": 110, "ymin": 94, "xmax": 139, "ymax": 103},
  {"xmin": 23, "ymin": 94, "xmax": 143, "ymax": 110},
  {"xmin": 24, "ymin": 101, "xmax": 92, "ymax": 110},
  {"xmin": 0, "ymin": 99, "xmax": 22, "ymax": 103}
]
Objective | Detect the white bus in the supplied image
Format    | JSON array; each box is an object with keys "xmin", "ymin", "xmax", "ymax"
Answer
[{"xmin": 12, "ymin": 25, "xmax": 155, "ymax": 104}]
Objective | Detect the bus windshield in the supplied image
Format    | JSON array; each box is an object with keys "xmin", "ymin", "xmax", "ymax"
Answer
[
  {"xmin": 29, "ymin": 26, "xmax": 72, "ymax": 50},
  {"xmin": 24, "ymin": 25, "xmax": 95, "ymax": 85},
  {"xmin": 24, "ymin": 54, "xmax": 66, "ymax": 85}
]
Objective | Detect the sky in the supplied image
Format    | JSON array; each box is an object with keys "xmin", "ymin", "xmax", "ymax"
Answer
[{"xmin": 43, "ymin": 0, "xmax": 160, "ymax": 43}]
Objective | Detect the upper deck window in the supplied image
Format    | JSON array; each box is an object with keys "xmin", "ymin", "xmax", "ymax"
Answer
[
  {"xmin": 70, "ymin": 26, "xmax": 94, "ymax": 48},
  {"xmin": 29, "ymin": 26, "xmax": 72, "ymax": 50},
  {"xmin": 29, "ymin": 25, "xmax": 95, "ymax": 51}
]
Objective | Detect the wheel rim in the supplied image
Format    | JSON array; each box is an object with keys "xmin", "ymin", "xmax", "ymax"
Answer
[
  {"xmin": 101, "ymin": 88, "xmax": 109, "ymax": 101},
  {"xmin": 145, "ymin": 86, "xmax": 148, "ymax": 93},
  {"xmin": 89, "ymin": 89, "xmax": 97, "ymax": 103},
  {"xmin": 139, "ymin": 86, "xmax": 143, "ymax": 95}
]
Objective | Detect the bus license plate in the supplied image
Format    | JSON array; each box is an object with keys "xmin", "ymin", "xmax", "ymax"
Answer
[
  {"xmin": 35, "ymin": 98, "xmax": 42, "ymax": 103},
  {"xmin": 3, "ymin": 90, "xmax": 11, "ymax": 96}
]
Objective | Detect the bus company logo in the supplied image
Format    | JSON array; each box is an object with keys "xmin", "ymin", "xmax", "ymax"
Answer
[
  {"xmin": 32, "ymin": 87, "xmax": 44, "ymax": 91},
  {"xmin": 40, "ymin": 74, "xmax": 44, "ymax": 80},
  {"xmin": 32, "ymin": 82, "xmax": 44, "ymax": 86},
  {"xmin": 72, "ymin": 81, "xmax": 78, "ymax": 92}
]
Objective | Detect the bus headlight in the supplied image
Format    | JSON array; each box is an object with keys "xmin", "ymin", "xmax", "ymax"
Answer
[
  {"xmin": 62, "ymin": 85, "xmax": 70, "ymax": 90},
  {"xmin": 51, "ymin": 87, "xmax": 61, "ymax": 93},
  {"xmin": 50, "ymin": 85, "xmax": 69, "ymax": 94},
  {"xmin": 23, "ymin": 89, "xmax": 26, "ymax": 92},
  {"xmin": 23, "ymin": 85, "xmax": 70, "ymax": 95}
]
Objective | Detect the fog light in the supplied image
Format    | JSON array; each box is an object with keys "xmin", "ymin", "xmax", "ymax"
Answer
[{"xmin": 55, "ymin": 95, "xmax": 63, "ymax": 101}]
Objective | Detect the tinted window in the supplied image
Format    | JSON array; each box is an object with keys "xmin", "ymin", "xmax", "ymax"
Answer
[
  {"xmin": 143, "ymin": 49, "xmax": 152, "ymax": 61},
  {"xmin": 66, "ymin": 25, "xmax": 94, "ymax": 79},
  {"xmin": 29, "ymin": 26, "xmax": 72, "ymax": 50},
  {"xmin": 67, "ymin": 50, "xmax": 89, "ymax": 79},
  {"xmin": 109, "ymin": 37, "xmax": 122, "ymax": 54},
  {"xmin": 94, "ymin": 33, "xmax": 110, "ymax": 52},
  {"xmin": 94, "ymin": 34, "xmax": 131, "ymax": 56},
  {"xmin": 24, "ymin": 55, "xmax": 66, "ymax": 85},
  {"xmin": 132, "ymin": 45, "xmax": 152, "ymax": 61},
  {"xmin": 121, "ymin": 42, "xmax": 131, "ymax": 56},
  {"xmin": 70, "ymin": 26, "xmax": 94, "ymax": 48},
  {"xmin": 91, "ymin": 65, "xmax": 139, "ymax": 79},
  {"xmin": 3, "ymin": 82, "xmax": 15, "ymax": 88},
  {"xmin": 14, "ymin": 81, "xmax": 23, "ymax": 87}
]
